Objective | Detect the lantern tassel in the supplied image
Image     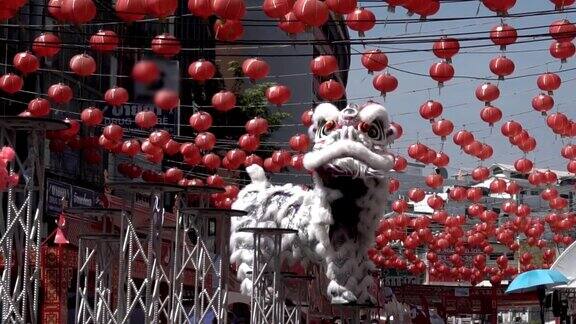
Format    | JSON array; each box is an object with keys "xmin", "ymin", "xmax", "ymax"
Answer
[
  {"xmin": 358, "ymin": 31, "xmax": 365, "ymax": 38},
  {"xmin": 54, "ymin": 228, "xmax": 69, "ymax": 245},
  {"xmin": 548, "ymin": 91, "xmax": 554, "ymax": 95}
]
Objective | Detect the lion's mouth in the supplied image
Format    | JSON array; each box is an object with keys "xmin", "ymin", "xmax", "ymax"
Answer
[{"xmin": 303, "ymin": 140, "xmax": 394, "ymax": 173}]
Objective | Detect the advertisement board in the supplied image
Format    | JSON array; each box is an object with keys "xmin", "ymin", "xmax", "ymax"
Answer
[{"xmin": 46, "ymin": 179, "xmax": 98, "ymax": 215}]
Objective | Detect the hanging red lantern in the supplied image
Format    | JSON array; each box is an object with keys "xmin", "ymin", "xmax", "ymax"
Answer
[
  {"xmin": 467, "ymin": 187, "xmax": 483, "ymax": 202},
  {"xmin": 384, "ymin": 0, "xmax": 408, "ymax": 12},
  {"xmin": 47, "ymin": 83, "xmax": 73, "ymax": 104},
  {"xmin": 318, "ymin": 80, "xmax": 345, "ymax": 101},
  {"xmin": 549, "ymin": 0, "xmax": 575, "ymax": 10},
  {"xmin": 541, "ymin": 188, "xmax": 559, "ymax": 201},
  {"xmin": 432, "ymin": 36, "xmax": 460, "ymax": 62},
  {"xmin": 550, "ymin": 197, "xmax": 568, "ymax": 210},
  {"xmin": 242, "ymin": 58, "xmax": 270, "ymax": 82},
  {"xmin": 452, "ymin": 130, "xmax": 474, "ymax": 147},
  {"xmin": 448, "ymin": 187, "xmax": 466, "ymax": 201},
  {"xmin": 310, "ymin": 55, "xmax": 338, "ymax": 77},
  {"xmin": 537, "ymin": 72, "xmax": 561, "ymax": 95},
  {"xmin": 489, "ymin": 56, "xmax": 515, "ymax": 80},
  {"xmin": 509, "ymin": 130, "xmax": 529, "ymax": 146},
  {"xmin": 239, "ymin": 134, "xmax": 260, "ymax": 152},
  {"xmin": 506, "ymin": 181, "xmax": 521, "ymax": 195},
  {"xmin": 225, "ymin": 149, "xmax": 247, "ymax": 169},
  {"xmin": 263, "ymin": 157, "xmax": 282, "ymax": 173},
  {"xmin": 188, "ymin": 59, "xmax": 216, "ymax": 83},
  {"xmin": 425, "ymin": 173, "xmax": 443, "ymax": 188},
  {"xmin": 211, "ymin": 0, "xmax": 245, "ymax": 19},
  {"xmin": 145, "ymin": 0, "xmax": 177, "ymax": 18},
  {"xmin": 265, "ymin": 84, "xmax": 291, "ymax": 106},
  {"xmin": 245, "ymin": 154, "xmax": 264, "ymax": 167},
  {"xmin": 433, "ymin": 152, "xmax": 449, "ymax": 167},
  {"xmin": 429, "ymin": 61, "xmax": 454, "ymax": 86},
  {"xmin": 121, "ymin": 139, "xmax": 140, "ymax": 157},
  {"xmin": 103, "ymin": 124, "xmax": 124, "ymax": 142},
  {"xmin": 89, "ymin": 30, "xmax": 119, "ymax": 53},
  {"xmin": 392, "ymin": 199, "xmax": 409, "ymax": 213},
  {"xmin": 543, "ymin": 170, "xmax": 558, "ymax": 184},
  {"xmin": 346, "ymin": 8, "xmax": 376, "ymax": 37},
  {"xmin": 135, "ymin": 111, "xmax": 158, "ymax": 129},
  {"xmin": 514, "ymin": 158, "xmax": 533, "ymax": 173},
  {"xmin": 132, "ymin": 60, "xmax": 159, "ymax": 85},
  {"xmin": 115, "ymin": 0, "xmax": 146, "ymax": 21},
  {"xmin": 518, "ymin": 137, "xmax": 537, "ymax": 153},
  {"xmin": 550, "ymin": 19, "xmax": 576, "ymax": 42},
  {"xmin": 27, "ymin": 98, "xmax": 51, "ymax": 117},
  {"xmin": 471, "ymin": 167, "xmax": 490, "ymax": 182},
  {"xmin": 490, "ymin": 24, "xmax": 517, "ymax": 50},
  {"xmin": 390, "ymin": 122, "xmax": 403, "ymax": 139},
  {"xmin": 372, "ymin": 73, "xmax": 398, "ymax": 97},
  {"xmin": 490, "ymin": 179, "xmax": 507, "ymax": 193},
  {"xmin": 500, "ymin": 120, "xmax": 522, "ymax": 138},
  {"xmin": 0, "ymin": 73, "xmax": 23, "ymax": 94},
  {"xmin": 293, "ymin": 0, "xmax": 328, "ymax": 27},
  {"xmin": 547, "ymin": 112, "xmax": 569, "ymax": 134},
  {"xmin": 567, "ymin": 160, "xmax": 576, "ymax": 174},
  {"xmin": 550, "ymin": 41, "xmax": 575, "ymax": 63},
  {"xmin": 463, "ymin": 141, "xmax": 482, "ymax": 156},
  {"xmin": 13, "ymin": 51, "xmax": 39, "ymax": 75},
  {"xmin": 431, "ymin": 119, "xmax": 454, "ymax": 140},
  {"xmin": 211, "ymin": 91, "xmax": 236, "ymax": 112},
  {"xmin": 262, "ymin": 0, "xmax": 292, "ymax": 18},
  {"xmin": 62, "ymin": 0, "xmax": 97, "ymax": 24},
  {"xmin": 69, "ymin": 54, "xmax": 96, "ymax": 77},
  {"xmin": 151, "ymin": 33, "xmax": 181, "ymax": 58},
  {"xmin": 531, "ymin": 93, "xmax": 554, "ymax": 115},
  {"xmin": 388, "ymin": 178, "xmax": 400, "ymax": 194},
  {"xmin": 189, "ymin": 111, "xmax": 212, "ymax": 131},
  {"xmin": 326, "ymin": 0, "xmax": 356, "ymax": 14},
  {"xmin": 361, "ymin": 49, "xmax": 388, "ymax": 73},
  {"xmin": 477, "ymin": 144, "xmax": 493, "ymax": 160},
  {"xmin": 202, "ymin": 153, "xmax": 221, "ymax": 170},
  {"xmin": 180, "ymin": 143, "xmax": 200, "ymax": 160},
  {"xmin": 427, "ymin": 194, "xmax": 445, "ymax": 210},
  {"xmin": 480, "ymin": 105, "xmax": 502, "ymax": 126},
  {"xmin": 104, "ymin": 87, "xmax": 129, "ymax": 106},
  {"xmin": 561, "ymin": 144, "xmax": 576, "ymax": 159},
  {"xmin": 154, "ymin": 89, "xmax": 179, "ymax": 111},
  {"xmin": 271, "ymin": 150, "xmax": 291, "ymax": 167},
  {"xmin": 164, "ymin": 167, "xmax": 184, "ymax": 183},
  {"xmin": 81, "ymin": 107, "xmax": 103, "ymax": 126},
  {"xmin": 482, "ymin": 0, "xmax": 516, "ymax": 15},
  {"xmin": 408, "ymin": 188, "xmax": 425, "ymax": 202},
  {"xmin": 214, "ymin": 19, "xmax": 244, "ymax": 41},
  {"xmin": 47, "ymin": 0, "xmax": 68, "ymax": 21},
  {"xmin": 195, "ymin": 132, "xmax": 217, "ymax": 151},
  {"xmin": 289, "ymin": 134, "xmax": 310, "ymax": 152},
  {"xmin": 188, "ymin": 0, "xmax": 212, "ymax": 18},
  {"xmin": 407, "ymin": 143, "xmax": 428, "ymax": 160},
  {"xmin": 163, "ymin": 139, "xmax": 181, "ymax": 156},
  {"xmin": 278, "ymin": 12, "xmax": 306, "ymax": 35},
  {"xmin": 245, "ymin": 117, "xmax": 269, "ymax": 135},
  {"xmin": 475, "ymin": 82, "xmax": 500, "ymax": 105},
  {"xmin": 32, "ymin": 33, "xmax": 61, "ymax": 57},
  {"xmin": 393, "ymin": 155, "xmax": 408, "ymax": 171},
  {"xmin": 419, "ymin": 100, "xmax": 443, "ymax": 122}
]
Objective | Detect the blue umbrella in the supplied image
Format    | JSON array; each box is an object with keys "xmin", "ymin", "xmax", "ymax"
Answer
[{"xmin": 506, "ymin": 269, "xmax": 568, "ymax": 323}]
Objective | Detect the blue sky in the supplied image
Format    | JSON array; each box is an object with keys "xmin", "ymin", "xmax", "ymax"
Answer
[{"xmin": 347, "ymin": 1, "xmax": 576, "ymax": 175}]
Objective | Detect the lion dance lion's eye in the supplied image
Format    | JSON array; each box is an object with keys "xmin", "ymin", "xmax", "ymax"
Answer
[{"xmin": 358, "ymin": 122, "xmax": 371, "ymax": 133}]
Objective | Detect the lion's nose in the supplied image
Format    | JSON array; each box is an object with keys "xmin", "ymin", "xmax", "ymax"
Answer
[
  {"xmin": 341, "ymin": 107, "xmax": 358, "ymax": 120},
  {"xmin": 339, "ymin": 126, "xmax": 358, "ymax": 141}
]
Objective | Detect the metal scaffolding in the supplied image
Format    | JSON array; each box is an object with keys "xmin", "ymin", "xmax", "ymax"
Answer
[
  {"xmin": 109, "ymin": 182, "xmax": 182, "ymax": 324},
  {"xmin": 0, "ymin": 117, "xmax": 67, "ymax": 324},
  {"xmin": 238, "ymin": 227, "xmax": 298, "ymax": 324},
  {"xmin": 282, "ymin": 274, "xmax": 314, "ymax": 324}
]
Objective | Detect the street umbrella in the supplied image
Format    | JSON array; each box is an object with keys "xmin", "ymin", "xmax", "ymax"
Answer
[{"xmin": 506, "ymin": 269, "xmax": 568, "ymax": 323}]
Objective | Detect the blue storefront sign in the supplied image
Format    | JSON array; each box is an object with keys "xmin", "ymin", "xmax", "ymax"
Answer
[{"xmin": 46, "ymin": 179, "xmax": 98, "ymax": 215}]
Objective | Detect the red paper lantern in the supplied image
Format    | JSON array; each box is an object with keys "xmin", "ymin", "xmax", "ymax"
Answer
[
  {"xmin": 310, "ymin": 55, "xmax": 338, "ymax": 77},
  {"xmin": 392, "ymin": 199, "xmax": 409, "ymax": 213},
  {"xmin": 550, "ymin": 19, "xmax": 576, "ymax": 42},
  {"xmin": 135, "ymin": 111, "xmax": 158, "ymax": 129},
  {"xmin": 407, "ymin": 143, "xmax": 428, "ymax": 160},
  {"xmin": 419, "ymin": 100, "xmax": 443, "ymax": 122},
  {"xmin": 518, "ymin": 137, "xmax": 537, "ymax": 153},
  {"xmin": 429, "ymin": 61, "xmax": 454, "ymax": 86},
  {"xmin": 164, "ymin": 167, "xmax": 183, "ymax": 183},
  {"xmin": 180, "ymin": 143, "xmax": 200, "ymax": 159},
  {"xmin": 489, "ymin": 178, "xmax": 507, "ymax": 194},
  {"xmin": 47, "ymin": 83, "xmax": 73, "ymax": 104},
  {"xmin": 346, "ymin": 8, "xmax": 376, "ymax": 36},
  {"xmin": 187, "ymin": 0, "xmax": 212, "ymax": 17},
  {"xmin": 425, "ymin": 173, "xmax": 443, "ymax": 188},
  {"xmin": 132, "ymin": 60, "xmax": 159, "ymax": 84},
  {"xmin": 81, "ymin": 107, "xmax": 103, "ymax": 126},
  {"xmin": 115, "ymin": 0, "xmax": 146, "ymax": 21},
  {"xmin": 278, "ymin": 12, "xmax": 306, "ymax": 35},
  {"xmin": 151, "ymin": 33, "xmax": 181, "ymax": 58},
  {"xmin": 195, "ymin": 132, "xmax": 217, "ymax": 150},
  {"xmin": 326, "ymin": 0, "xmax": 357, "ymax": 14},
  {"xmin": 514, "ymin": 158, "xmax": 533, "ymax": 173},
  {"xmin": 32, "ymin": 33, "xmax": 61, "ymax": 57},
  {"xmin": 372, "ymin": 73, "xmax": 398, "ymax": 97},
  {"xmin": 431, "ymin": 119, "xmax": 454, "ymax": 139},
  {"xmin": 239, "ymin": 134, "xmax": 260, "ymax": 152},
  {"xmin": 263, "ymin": 158, "xmax": 281, "ymax": 172},
  {"xmin": 121, "ymin": 139, "xmax": 140, "ymax": 157},
  {"xmin": 27, "ymin": 98, "xmax": 51, "ymax": 117},
  {"xmin": 550, "ymin": 41, "xmax": 575, "ymax": 63},
  {"xmin": 225, "ymin": 149, "xmax": 247, "ymax": 169},
  {"xmin": 103, "ymin": 124, "xmax": 123, "ymax": 142},
  {"xmin": 561, "ymin": 144, "xmax": 576, "ymax": 159},
  {"xmin": 212, "ymin": 0, "xmax": 245, "ymax": 19},
  {"xmin": 408, "ymin": 188, "xmax": 425, "ymax": 202},
  {"xmin": 62, "ymin": 0, "xmax": 97, "ymax": 24},
  {"xmin": 480, "ymin": 105, "xmax": 502, "ymax": 126},
  {"xmin": 547, "ymin": 113, "xmax": 569, "ymax": 135},
  {"xmin": 272, "ymin": 150, "xmax": 291, "ymax": 167},
  {"xmin": 318, "ymin": 80, "xmax": 345, "ymax": 101},
  {"xmin": 13, "ymin": 51, "xmax": 39, "ymax": 74},
  {"xmin": 549, "ymin": 0, "xmax": 575, "ymax": 10},
  {"xmin": 427, "ymin": 194, "xmax": 445, "ymax": 210},
  {"xmin": 432, "ymin": 36, "xmax": 460, "ymax": 61},
  {"xmin": 214, "ymin": 19, "xmax": 244, "ymax": 41},
  {"xmin": 567, "ymin": 160, "xmax": 576, "ymax": 174},
  {"xmin": 69, "ymin": 54, "xmax": 96, "ymax": 77},
  {"xmin": 482, "ymin": 0, "xmax": 516, "ymax": 15},
  {"xmin": 490, "ymin": 24, "xmax": 517, "ymax": 50},
  {"xmin": 154, "ymin": 89, "xmax": 179, "ymax": 111},
  {"xmin": 489, "ymin": 56, "xmax": 515, "ymax": 80},
  {"xmin": 509, "ymin": 130, "xmax": 529, "ymax": 146},
  {"xmin": 433, "ymin": 152, "xmax": 449, "ymax": 167},
  {"xmin": 0, "ymin": 73, "xmax": 23, "ymax": 94},
  {"xmin": 471, "ymin": 166, "xmax": 490, "ymax": 182},
  {"xmin": 390, "ymin": 122, "xmax": 403, "ymax": 139},
  {"xmin": 47, "ymin": 0, "xmax": 68, "ymax": 21},
  {"xmin": 452, "ymin": 130, "xmax": 474, "ymax": 147},
  {"xmin": 146, "ymin": 0, "xmax": 177, "ymax": 18},
  {"xmin": 475, "ymin": 82, "xmax": 500, "ymax": 104},
  {"xmin": 531, "ymin": 93, "xmax": 554, "ymax": 115},
  {"xmin": 292, "ymin": 0, "xmax": 328, "ymax": 27},
  {"xmin": 393, "ymin": 155, "xmax": 408, "ymax": 171},
  {"xmin": 202, "ymin": 153, "xmax": 221, "ymax": 170},
  {"xmin": 245, "ymin": 154, "xmax": 264, "ymax": 167},
  {"xmin": 188, "ymin": 59, "xmax": 216, "ymax": 82},
  {"xmin": 289, "ymin": 134, "xmax": 309, "ymax": 152},
  {"xmin": 262, "ymin": 0, "xmax": 292, "ymax": 18},
  {"xmin": 189, "ymin": 111, "xmax": 212, "ymax": 131},
  {"xmin": 500, "ymin": 120, "xmax": 522, "ymax": 138},
  {"xmin": 212, "ymin": 91, "xmax": 236, "ymax": 112},
  {"xmin": 265, "ymin": 84, "xmax": 291, "ymax": 106},
  {"xmin": 541, "ymin": 188, "xmax": 559, "ymax": 201},
  {"xmin": 467, "ymin": 187, "xmax": 483, "ymax": 202},
  {"xmin": 163, "ymin": 139, "xmax": 181, "ymax": 156},
  {"xmin": 245, "ymin": 117, "xmax": 269, "ymax": 135},
  {"xmin": 242, "ymin": 58, "xmax": 270, "ymax": 82},
  {"xmin": 361, "ymin": 49, "xmax": 388, "ymax": 73},
  {"xmin": 448, "ymin": 187, "xmax": 466, "ymax": 201},
  {"xmin": 537, "ymin": 72, "xmax": 561, "ymax": 95},
  {"xmin": 104, "ymin": 87, "xmax": 129, "ymax": 106},
  {"xmin": 89, "ymin": 30, "xmax": 119, "ymax": 53}
]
